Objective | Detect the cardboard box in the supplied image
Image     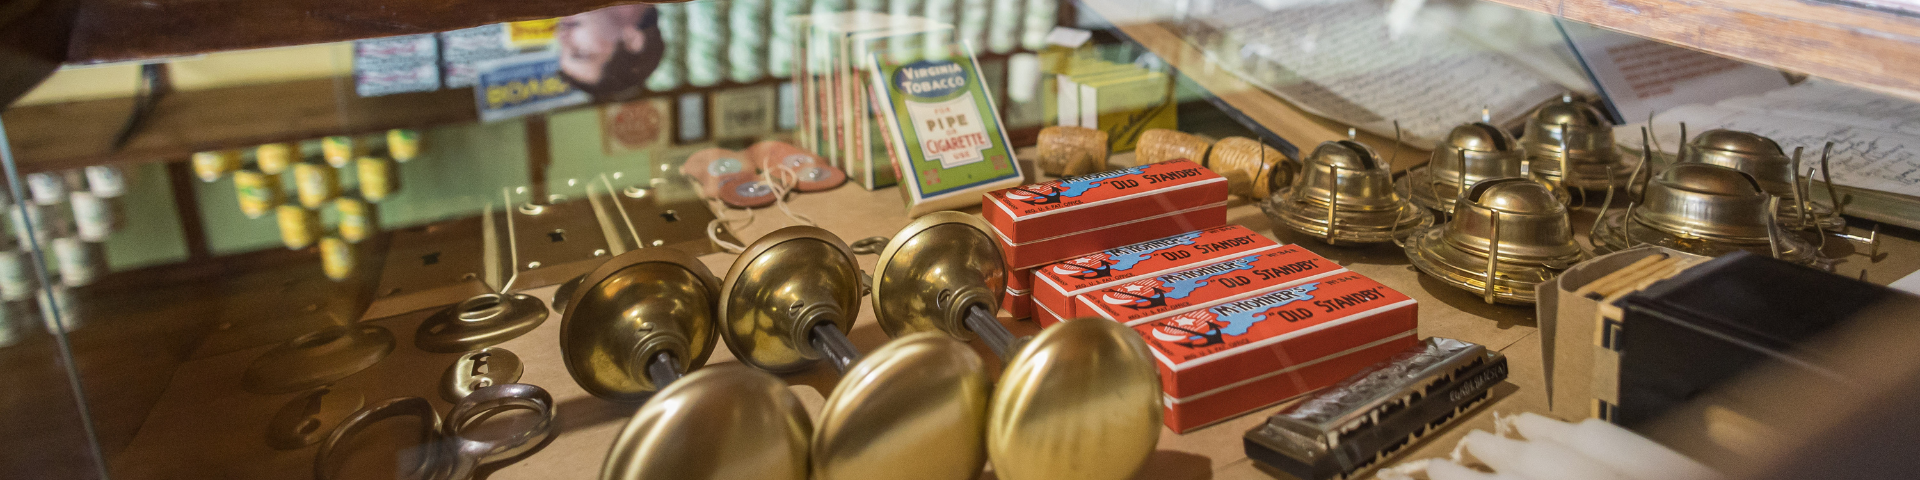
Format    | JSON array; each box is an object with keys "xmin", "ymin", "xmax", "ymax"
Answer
[
  {"xmin": 982, "ymin": 160, "xmax": 1228, "ymax": 243},
  {"xmin": 1537, "ymin": 246, "xmax": 1707, "ymax": 421},
  {"xmin": 1133, "ymin": 272, "xmax": 1419, "ymax": 432},
  {"xmin": 1007, "ymin": 266, "xmax": 1035, "ymax": 292},
  {"xmin": 1034, "ymin": 225, "xmax": 1280, "ymax": 323},
  {"xmin": 994, "ymin": 202, "xmax": 1228, "ymax": 270},
  {"xmin": 1004, "ymin": 287, "xmax": 1032, "ymax": 320},
  {"xmin": 1078, "ymin": 244, "xmax": 1346, "ymax": 327},
  {"xmin": 1036, "ymin": 295, "xmax": 1065, "ymax": 325}
]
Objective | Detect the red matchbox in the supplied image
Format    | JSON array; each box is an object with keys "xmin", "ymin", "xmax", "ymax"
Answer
[
  {"xmin": 982, "ymin": 160, "xmax": 1229, "ymax": 244},
  {"xmin": 992, "ymin": 203, "xmax": 1228, "ymax": 270},
  {"xmin": 1135, "ymin": 272, "xmax": 1419, "ymax": 432},
  {"xmin": 1003, "ymin": 287, "xmax": 1032, "ymax": 320},
  {"xmin": 1034, "ymin": 225, "xmax": 1279, "ymax": 325},
  {"xmin": 1077, "ymin": 244, "xmax": 1346, "ymax": 327}
]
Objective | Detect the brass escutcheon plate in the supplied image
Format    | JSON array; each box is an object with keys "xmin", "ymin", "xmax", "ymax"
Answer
[
  {"xmin": 242, "ymin": 324, "xmax": 395, "ymax": 394},
  {"xmin": 440, "ymin": 347, "xmax": 524, "ymax": 403},
  {"xmin": 415, "ymin": 292, "xmax": 549, "ymax": 353},
  {"xmin": 872, "ymin": 212, "xmax": 1007, "ymax": 340},
  {"xmin": 264, "ymin": 387, "xmax": 365, "ymax": 450}
]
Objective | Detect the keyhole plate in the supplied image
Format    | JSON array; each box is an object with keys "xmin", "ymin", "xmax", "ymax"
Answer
[
  {"xmin": 441, "ymin": 347, "xmax": 524, "ymax": 403},
  {"xmin": 265, "ymin": 387, "xmax": 367, "ymax": 450}
]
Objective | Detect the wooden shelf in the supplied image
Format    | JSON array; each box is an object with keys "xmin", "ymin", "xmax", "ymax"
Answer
[
  {"xmin": 66, "ymin": 0, "xmax": 638, "ymax": 64},
  {"xmin": 1481, "ymin": 0, "xmax": 1920, "ymax": 101},
  {"xmin": 0, "ymin": 76, "xmax": 477, "ymax": 173}
]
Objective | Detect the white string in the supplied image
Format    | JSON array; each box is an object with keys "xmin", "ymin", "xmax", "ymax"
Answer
[{"xmin": 762, "ymin": 166, "xmax": 815, "ymax": 226}]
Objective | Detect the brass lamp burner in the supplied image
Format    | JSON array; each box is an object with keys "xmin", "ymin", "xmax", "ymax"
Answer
[
  {"xmin": 1263, "ymin": 140, "xmax": 1431, "ymax": 244},
  {"xmin": 1678, "ymin": 129, "xmax": 1844, "ymax": 231},
  {"xmin": 1405, "ymin": 178, "xmax": 1589, "ymax": 304},
  {"xmin": 1521, "ymin": 97, "xmax": 1636, "ymax": 190},
  {"xmin": 560, "ymin": 247, "xmax": 721, "ymax": 402},
  {"xmin": 719, "ymin": 226, "xmax": 865, "ymax": 373},
  {"xmin": 1590, "ymin": 163, "xmax": 1818, "ymax": 265},
  {"xmin": 1401, "ymin": 122, "xmax": 1568, "ymax": 214}
]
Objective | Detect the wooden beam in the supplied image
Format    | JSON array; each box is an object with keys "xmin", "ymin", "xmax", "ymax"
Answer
[
  {"xmin": 162, "ymin": 161, "xmax": 210, "ymax": 260},
  {"xmin": 1, "ymin": 76, "xmax": 477, "ymax": 174},
  {"xmin": 1480, "ymin": 0, "xmax": 1920, "ymax": 101}
]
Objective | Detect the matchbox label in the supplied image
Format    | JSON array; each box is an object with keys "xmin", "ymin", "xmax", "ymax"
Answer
[
  {"xmin": 1139, "ymin": 273, "xmax": 1411, "ymax": 366},
  {"xmin": 1083, "ymin": 244, "xmax": 1342, "ymax": 325},
  {"xmin": 988, "ymin": 160, "xmax": 1214, "ymax": 216},
  {"xmin": 1040, "ymin": 225, "xmax": 1276, "ymax": 293}
]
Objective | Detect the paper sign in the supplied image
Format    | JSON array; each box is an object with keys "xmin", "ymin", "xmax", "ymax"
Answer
[
  {"xmin": 1561, "ymin": 20, "xmax": 1788, "ymax": 124},
  {"xmin": 473, "ymin": 51, "xmax": 587, "ymax": 122}
]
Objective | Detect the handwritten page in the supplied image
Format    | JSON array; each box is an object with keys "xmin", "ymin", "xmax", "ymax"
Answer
[
  {"xmin": 1627, "ymin": 81, "xmax": 1920, "ymax": 198},
  {"xmin": 1174, "ymin": 0, "xmax": 1570, "ymax": 147}
]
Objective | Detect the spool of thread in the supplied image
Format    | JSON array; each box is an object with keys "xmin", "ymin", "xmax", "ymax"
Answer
[
  {"xmin": 51, "ymin": 237, "xmax": 103, "ymax": 287},
  {"xmin": 958, "ymin": 0, "xmax": 991, "ymax": 52},
  {"xmin": 294, "ymin": 162, "xmax": 341, "ymax": 208},
  {"xmin": 1020, "ymin": 0, "xmax": 1058, "ymax": 51},
  {"xmin": 1136, "ymin": 129, "xmax": 1212, "ymax": 166},
  {"xmin": 335, "ymin": 197, "xmax": 377, "ymax": 243},
  {"xmin": 924, "ymin": 0, "xmax": 958, "ymax": 59},
  {"xmin": 356, "ymin": 156, "xmax": 397, "ymax": 202},
  {"xmin": 320, "ymin": 236, "xmax": 355, "ymax": 281},
  {"xmin": 647, "ymin": 3, "xmax": 687, "ymax": 91},
  {"xmin": 728, "ymin": 0, "xmax": 768, "ymax": 83},
  {"xmin": 0, "ymin": 250, "xmax": 36, "ymax": 301},
  {"xmin": 233, "ymin": 168, "xmax": 284, "ymax": 219},
  {"xmin": 683, "ymin": 0, "xmax": 726, "ymax": 87},
  {"xmin": 1036, "ymin": 126, "xmax": 1109, "ymax": 177},
  {"xmin": 386, "ymin": 130, "xmax": 421, "ymax": 162},
  {"xmin": 84, "ymin": 165, "xmax": 127, "ymax": 198},
  {"xmin": 321, "ymin": 136, "xmax": 358, "ymax": 168},
  {"xmin": 256, "ymin": 143, "xmax": 297, "ymax": 174},
  {"xmin": 767, "ymin": 0, "xmax": 803, "ymax": 78},
  {"xmin": 192, "ymin": 150, "xmax": 243, "ymax": 182},
  {"xmin": 25, "ymin": 172, "xmax": 67, "ymax": 206},
  {"xmin": 987, "ymin": 0, "xmax": 1022, "ymax": 53},
  {"xmin": 277, "ymin": 205, "xmax": 320, "ymax": 250},
  {"xmin": 1206, "ymin": 137, "xmax": 1292, "ymax": 199},
  {"xmin": 69, "ymin": 192, "xmax": 121, "ymax": 242}
]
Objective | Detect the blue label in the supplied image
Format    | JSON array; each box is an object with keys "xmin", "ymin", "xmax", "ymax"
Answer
[{"xmin": 891, "ymin": 60, "xmax": 969, "ymax": 99}]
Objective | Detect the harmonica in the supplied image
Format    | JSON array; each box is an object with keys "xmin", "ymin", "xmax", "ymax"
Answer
[{"xmin": 1244, "ymin": 337, "xmax": 1507, "ymax": 480}]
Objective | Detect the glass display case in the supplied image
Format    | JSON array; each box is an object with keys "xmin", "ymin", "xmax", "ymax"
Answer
[{"xmin": 2, "ymin": 0, "xmax": 1918, "ymax": 478}]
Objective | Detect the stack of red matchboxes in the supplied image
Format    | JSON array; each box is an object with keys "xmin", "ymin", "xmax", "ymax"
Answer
[
  {"xmin": 1032, "ymin": 225, "xmax": 1280, "ymax": 326},
  {"xmin": 983, "ymin": 160, "xmax": 1229, "ymax": 319},
  {"xmin": 1129, "ymin": 271, "xmax": 1418, "ymax": 432}
]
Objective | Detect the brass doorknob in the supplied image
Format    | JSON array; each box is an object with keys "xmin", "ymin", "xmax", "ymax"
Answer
[
  {"xmin": 812, "ymin": 333, "xmax": 991, "ymax": 480},
  {"xmin": 872, "ymin": 212, "xmax": 1023, "ymax": 358},
  {"xmin": 988, "ymin": 317, "xmax": 1162, "ymax": 480},
  {"xmin": 601, "ymin": 365, "xmax": 811, "ymax": 480},
  {"xmin": 719, "ymin": 226, "xmax": 865, "ymax": 373},
  {"xmin": 561, "ymin": 248, "xmax": 721, "ymax": 401}
]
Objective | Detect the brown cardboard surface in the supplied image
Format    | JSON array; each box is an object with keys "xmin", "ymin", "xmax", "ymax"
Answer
[{"xmin": 106, "ymin": 152, "xmax": 1918, "ymax": 480}]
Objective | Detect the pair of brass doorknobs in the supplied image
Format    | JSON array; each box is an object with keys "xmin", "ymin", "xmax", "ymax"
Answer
[{"xmin": 559, "ymin": 212, "xmax": 1163, "ymax": 480}]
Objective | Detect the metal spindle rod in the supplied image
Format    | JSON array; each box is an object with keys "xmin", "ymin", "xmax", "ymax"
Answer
[
  {"xmin": 809, "ymin": 324, "xmax": 861, "ymax": 374},
  {"xmin": 646, "ymin": 351, "xmax": 683, "ymax": 389},
  {"xmin": 963, "ymin": 305, "xmax": 1019, "ymax": 359}
]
